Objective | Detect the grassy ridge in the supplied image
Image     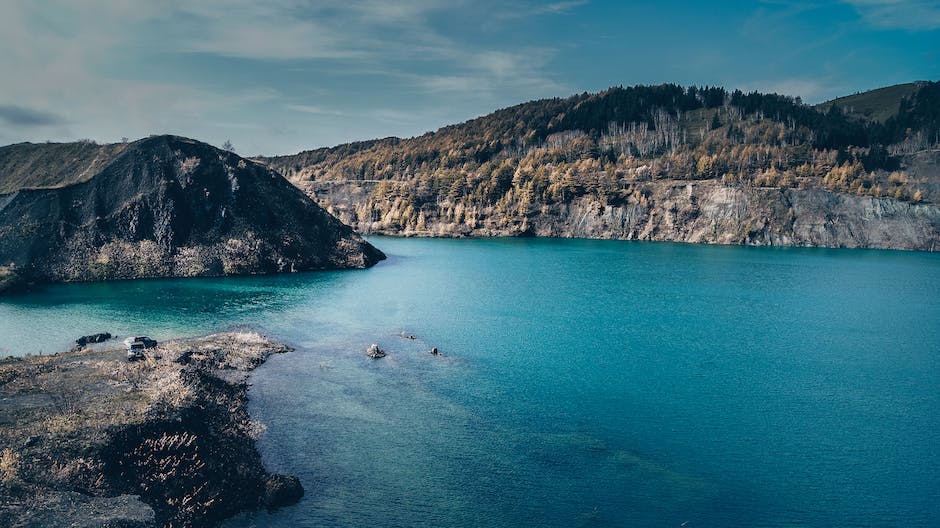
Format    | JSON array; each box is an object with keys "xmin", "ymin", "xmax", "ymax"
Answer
[
  {"xmin": 0, "ymin": 141, "xmax": 129, "ymax": 194},
  {"xmin": 816, "ymin": 82, "xmax": 925, "ymax": 123}
]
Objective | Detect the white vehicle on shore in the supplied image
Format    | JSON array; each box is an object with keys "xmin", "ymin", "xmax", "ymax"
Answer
[{"xmin": 123, "ymin": 336, "xmax": 157, "ymax": 360}]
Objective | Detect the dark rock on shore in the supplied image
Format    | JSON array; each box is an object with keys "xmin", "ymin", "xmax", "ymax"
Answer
[
  {"xmin": 0, "ymin": 332, "xmax": 303, "ymax": 527},
  {"xmin": 263, "ymin": 474, "xmax": 304, "ymax": 510},
  {"xmin": 8, "ymin": 491, "xmax": 155, "ymax": 528},
  {"xmin": 0, "ymin": 135, "xmax": 385, "ymax": 294},
  {"xmin": 75, "ymin": 333, "xmax": 112, "ymax": 347},
  {"xmin": 0, "ymin": 265, "xmax": 24, "ymax": 294}
]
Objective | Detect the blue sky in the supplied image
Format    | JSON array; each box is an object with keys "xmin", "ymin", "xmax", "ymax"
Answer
[{"xmin": 0, "ymin": 0, "xmax": 937, "ymax": 155}]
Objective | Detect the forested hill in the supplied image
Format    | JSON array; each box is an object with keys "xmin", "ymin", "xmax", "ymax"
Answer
[{"xmin": 259, "ymin": 81, "xmax": 940, "ymax": 250}]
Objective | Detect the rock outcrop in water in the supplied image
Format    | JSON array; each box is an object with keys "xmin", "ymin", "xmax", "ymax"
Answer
[
  {"xmin": 0, "ymin": 332, "xmax": 301, "ymax": 527},
  {"xmin": 74, "ymin": 333, "xmax": 112, "ymax": 348},
  {"xmin": 366, "ymin": 344, "xmax": 386, "ymax": 359},
  {"xmin": 0, "ymin": 135, "xmax": 385, "ymax": 294}
]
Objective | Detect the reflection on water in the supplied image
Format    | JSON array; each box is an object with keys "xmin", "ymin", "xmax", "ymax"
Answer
[{"xmin": 0, "ymin": 270, "xmax": 354, "ymax": 356}]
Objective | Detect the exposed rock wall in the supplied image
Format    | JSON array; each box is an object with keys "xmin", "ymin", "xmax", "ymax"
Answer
[{"xmin": 309, "ymin": 179, "xmax": 940, "ymax": 251}]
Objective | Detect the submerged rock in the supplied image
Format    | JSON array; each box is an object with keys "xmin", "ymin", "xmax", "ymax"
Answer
[{"xmin": 366, "ymin": 344, "xmax": 387, "ymax": 359}]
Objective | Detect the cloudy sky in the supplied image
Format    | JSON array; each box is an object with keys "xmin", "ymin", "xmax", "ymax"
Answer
[{"xmin": 0, "ymin": 0, "xmax": 937, "ymax": 155}]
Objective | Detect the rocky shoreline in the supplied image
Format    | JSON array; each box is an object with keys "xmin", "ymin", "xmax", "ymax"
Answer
[{"xmin": 0, "ymin": 332, "xmax": 302, "ymax": 527}]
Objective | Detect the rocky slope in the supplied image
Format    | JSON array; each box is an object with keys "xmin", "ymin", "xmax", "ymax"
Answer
[
  {"xmin": 0, "ymin": 135, "xmax": 384, "ymax": 294},
  {"xmin": 262, "ymin": 82, "xmax": 940, "ymax": 251},
  {"xmin": 0, "ymin": 332, "xmax": 303, "ymax": 528}
]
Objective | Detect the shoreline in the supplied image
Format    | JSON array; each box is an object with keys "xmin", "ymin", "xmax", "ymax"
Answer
[{"xmin": 0, "ymin": 332, "xmax": 303, "ymax": 527}]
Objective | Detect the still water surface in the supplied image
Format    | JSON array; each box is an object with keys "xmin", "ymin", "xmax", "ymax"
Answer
[{"xmin": 2, "ymin": 237, "xmax": 939, "ymax": 527}]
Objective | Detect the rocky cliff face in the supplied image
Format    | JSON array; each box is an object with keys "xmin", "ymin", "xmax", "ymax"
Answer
[
  {"xmin": 261, "ymin": 82, "xmax": 940, "ymax": 251},
  {"xmin": 307, "ymin": 179, "xmax": 940, "ymax": 251},
  {"xmin": 0, "ymin": 136, "xmax": 384, "ymax": 292}
]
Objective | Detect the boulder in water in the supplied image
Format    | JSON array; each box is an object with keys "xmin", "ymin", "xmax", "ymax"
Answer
[
  {"xmin": 263, "ymin": 474, "xmax": 304, "ymax": 510},
  {"xmin": 75, "ymin": 333, "xmax": 112, "ymax": 347},
  {"xmin": 366, "ymin": 344, "xmax": 386, "ymax": 359}
]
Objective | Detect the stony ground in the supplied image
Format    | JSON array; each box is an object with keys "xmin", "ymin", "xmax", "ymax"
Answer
[
  {"xmin": 0, "ymin": 266, "xmax": 24, "ymax": 295},
  {"xmin": 0, "ymin": 332, "xmax": 303, "ymax": 527}
]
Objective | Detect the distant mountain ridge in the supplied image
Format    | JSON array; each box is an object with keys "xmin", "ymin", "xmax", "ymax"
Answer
[
  {"xmin": 258, "ymin": 81, "xmax": 940, "ymax": 250},
  {"xmin": 0, "ymin": 135, "xmax": 384, "ymax": 293}
]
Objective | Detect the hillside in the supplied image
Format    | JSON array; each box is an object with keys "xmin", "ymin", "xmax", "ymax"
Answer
[
  {"xmin": 0, "ymin": 141, "xmax": 132, "ymax": 194},
  {"xmin": 0, "ymin": 135, "xmax": 384, "ymax": 292},
  {"xmin": 259, "ymin": 82, "xmax": 940, "ymax": 250},
  {"xmin": 815, "ymin": 82, "xmax": 925, "ymax": 123}
]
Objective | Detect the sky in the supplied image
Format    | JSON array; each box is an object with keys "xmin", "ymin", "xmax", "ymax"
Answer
[{"xmin": 0, "ymin": 1, "xmax": 937, "ymax": 155}]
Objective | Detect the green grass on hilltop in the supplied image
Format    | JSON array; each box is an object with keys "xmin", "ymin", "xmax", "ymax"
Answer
[{"xmin": 816, "ymin": 82, "xmax": 926, "ymax": 123}]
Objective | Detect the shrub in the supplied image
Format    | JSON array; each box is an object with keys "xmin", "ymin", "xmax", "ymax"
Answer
[{"xmin": 0, "ymin": 448, "xmax": 20, "ymax": 483}]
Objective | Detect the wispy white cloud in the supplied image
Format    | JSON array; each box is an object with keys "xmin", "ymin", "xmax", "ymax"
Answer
[
  {"xmin": 535, "ymin": 0, "xmax": 589, "ymax": 14},
  {"xmin": 0, "ymin": 0, "xmax": 932, "ymax": 154},
  {"xmin": 495, "ymin": 0, "xmax": 589, "ymax": 20},
  {"xmin": 0, "ymin": 0, "xmax": 568, "ymax": 152},
  {"xmin": 411, "ymin": 48, "xmax": 567, "ymax": 99},
  {"xmin": 285, "ymin": 104, "xmax": 457, "ymax": 127},
  {"xmin": 742, "ymin": 1, "xmax": 823, "ymax": 44},
  {"xmin": 843, "ymin": 0, "xmax": 940, "ymax": 30},
  {"xmin": 286, "ymin": 105, "xmax": 349, "ymax": 116},
  {"xmin": 369, "ymin": 108, "xmax": 428, "ymax": 124},
  {"xmin": 182, "ymin": 20, "xmax": 366, "ymax": 61},
  {"xmin": 170, "ymin": 0, "xmax": 458, "ymax": 61}
]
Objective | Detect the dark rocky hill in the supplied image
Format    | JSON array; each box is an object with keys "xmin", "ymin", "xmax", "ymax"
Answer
[
  {"xmin": 0, "ymin": 135, "xmax": 384, "ymax": 293},
  {"xmin": 259, "ymin": 82, "xmax": 940, "ymax": 251}
]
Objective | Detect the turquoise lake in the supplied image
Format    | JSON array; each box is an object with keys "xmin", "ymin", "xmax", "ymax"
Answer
[{"xmin": 2, "ymin": 237, "xmax": 939, "ymax": 527}]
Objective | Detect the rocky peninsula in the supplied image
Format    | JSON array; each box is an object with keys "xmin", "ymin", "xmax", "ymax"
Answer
[
  {"xmin": 0, "ymin": 135, "xmax": 385, "ymax": 295},
  {"xmin": 0, "ymin": 332, "xmax": 302, "ymax": 527}
]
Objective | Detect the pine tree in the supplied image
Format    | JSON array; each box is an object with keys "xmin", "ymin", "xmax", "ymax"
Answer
[{"xmin": 710, "ymin": 112, "xmax": 722, "ymax": 130}]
